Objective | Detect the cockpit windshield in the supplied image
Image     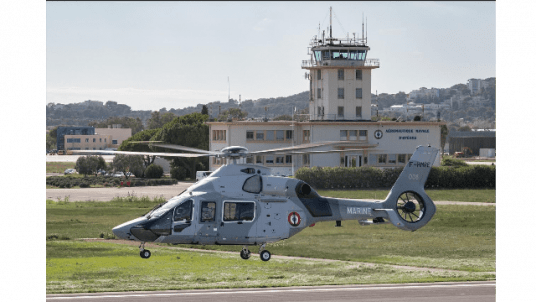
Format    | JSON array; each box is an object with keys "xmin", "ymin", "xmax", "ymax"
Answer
[{"xmin": 146, "ymin": 195, "xmax": 190, "ymax": 219}]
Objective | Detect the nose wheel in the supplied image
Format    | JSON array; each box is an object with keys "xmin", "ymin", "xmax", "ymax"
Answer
[
  {"xmin": 139, "ymin": 242, "xmax": 151, "ymax": 259},
  {"xmin": 240, "ymin": 246, "xmax": 251, "ymax": 260}
]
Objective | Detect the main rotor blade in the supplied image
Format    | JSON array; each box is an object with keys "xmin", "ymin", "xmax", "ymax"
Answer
[
  {"xmin": 277, "ymin": 148, "xmax": 384, "ymax": 155},
  {"xmin": 71, "ymin": 150, "xmax": 210, "ymax": 158},
  {"xmin": 151, "ymin": 143, "xmax": 219, "ymax": 155},
  {"xmin": 249, "ymin": 141, "xmax": 369, "ymax": 155}
]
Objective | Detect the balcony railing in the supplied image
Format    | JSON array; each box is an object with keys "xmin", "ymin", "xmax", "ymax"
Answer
[{"xmin": 302, "ymin": 59, "xmax": 380, "ymax": 68}]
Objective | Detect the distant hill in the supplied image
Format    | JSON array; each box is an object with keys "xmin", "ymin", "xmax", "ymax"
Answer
[{"xmin": 46, "ymin": 78, "xmax": 495, "ymax": 129}]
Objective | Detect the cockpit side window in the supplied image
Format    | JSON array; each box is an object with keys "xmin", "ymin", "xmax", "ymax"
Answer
[
  {"xmin": 200, "ymin": 201, "xmax": 216, "ymax": 222},
  {"xmin": 174, "ymin": 199, "xmax": 193, "ymax": 222},
  {"xmin": 242, "ymin": 175, "xmax": 262, "ymax": 194}
]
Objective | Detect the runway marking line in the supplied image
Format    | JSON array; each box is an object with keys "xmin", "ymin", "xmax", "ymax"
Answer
[{"xmin": 47, "ymin": 282, "xmax": 496, "ymax": 300}]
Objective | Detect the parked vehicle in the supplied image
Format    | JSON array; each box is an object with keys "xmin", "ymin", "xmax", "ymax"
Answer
[
  {"xmin": 64, "ymin": 169, "xmax": 76, "ymax": 175},
  {"xmin": 196, "ymin": 171, "xmax": 212, "ymax": 182},
  {"xmin": 113, "ymin": 172, "xmax": 125, "ymax": 178}
]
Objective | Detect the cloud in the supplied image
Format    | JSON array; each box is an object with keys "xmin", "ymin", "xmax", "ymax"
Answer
[{"xmin": 253, "ymin": 18, "xmax": 272, "ymax": 31}]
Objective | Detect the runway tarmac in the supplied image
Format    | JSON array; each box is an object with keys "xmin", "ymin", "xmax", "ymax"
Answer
[{"xmin": 46, "ymin": 282, "xmax": 496, "ymax": 302}]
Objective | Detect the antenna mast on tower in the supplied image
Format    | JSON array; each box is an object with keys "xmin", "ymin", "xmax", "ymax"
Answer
[{"xmin": 329, "ymin": 6, "xmax": 333, "ymax": 40}]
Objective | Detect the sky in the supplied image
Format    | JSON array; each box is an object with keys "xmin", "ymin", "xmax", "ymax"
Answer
[{"xmin": 46, "ymin": 1, "xmax": 496, "ymax": 111}]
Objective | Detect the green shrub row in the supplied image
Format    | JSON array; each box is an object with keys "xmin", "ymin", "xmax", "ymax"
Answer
[
  {"xmin": 294, "ymin": 165, "xmax": 495, "ymax": 189},
  {"xmin": 46, "ymin": 176, "xmax": 177, "ymax": 188}
]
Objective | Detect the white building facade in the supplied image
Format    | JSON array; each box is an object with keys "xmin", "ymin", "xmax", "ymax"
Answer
[{"xmin": 208, "ymin": 11, "xmax": 443, "ymax": 174}]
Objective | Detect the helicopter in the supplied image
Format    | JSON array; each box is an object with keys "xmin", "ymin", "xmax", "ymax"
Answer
[{"xmin": 74, "ymin": 143, "xmax": 439, "ymax": 261}]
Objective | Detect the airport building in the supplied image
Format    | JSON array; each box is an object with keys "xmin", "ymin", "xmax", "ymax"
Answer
[
  {"xmin": 57, "ymin": 125, "xmax": 132, "ymax": 151},
  {"xmin": 208, "ymin": 10, "xmax": 443, "ymax": 175}
]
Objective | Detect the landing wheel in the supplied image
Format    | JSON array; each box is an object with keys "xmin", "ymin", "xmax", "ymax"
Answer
[
  {"xmin": 260, "ymin": 250, "xmax": 271, "ymax": 262},
  {"xmin": 396, "ymin": 191, "xmax": 425, "ymax": 223},
  {"xmin": 240, "ymin": 249, "xmax": 251, "ymax": 260},
  {"xmin": 140, "ymin": 249, "xmax": 151, "ymax": 259}
]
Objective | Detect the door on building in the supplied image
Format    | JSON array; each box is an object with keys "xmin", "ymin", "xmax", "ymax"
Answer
[{"xmin": 345, "ymin": 155, "xmax": 362, "ymax": 167}]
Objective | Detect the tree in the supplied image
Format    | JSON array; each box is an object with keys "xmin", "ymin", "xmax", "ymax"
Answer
[
  {"xmin": 201, "ymin": 105, "xmax": 209, "ymax": 115},
  {"xmin": 147, "ymin": 111, "xmax": 177, "ymax": 130},
  {"xmin": 145, "ymin": 164, "xmax": 164, "ymax": 178},
  {"xmin": 119, "ymin": 128, "xmax": 161, "ymax": 177},
  {"xmin": 217, "ymin": 108, "xmax": 247, "ymax": 121},
  {"xmin": 75, "ymin": 155, "xmax": 106, "ymax": 177},
  {"xmin": 153, "ymin": 113, "xmax": 209, "ymax": 179},
  {"xmin": 112, "ymin": 154, "xmax": 144, "ymax": 179}
]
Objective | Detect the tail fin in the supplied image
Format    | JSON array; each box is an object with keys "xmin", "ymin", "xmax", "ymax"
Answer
[{"xmin": 382, "ymin": 145, "xmax": 439, "ymax": 231}]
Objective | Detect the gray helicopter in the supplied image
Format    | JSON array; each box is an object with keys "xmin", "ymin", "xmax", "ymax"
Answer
[{"xmin": 76, "ymin": 143, "xmax": 439, "ymax": 261}]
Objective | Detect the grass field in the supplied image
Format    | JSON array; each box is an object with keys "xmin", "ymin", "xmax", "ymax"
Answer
[
  {"xmin": 46, "ymin": 240, "xmax": 494, "ymax": 294},
  {"xmin": 46, "ymin": 195, "xmax": 495, "ymax": 293},
  {"xmin": 47, "ymin": 162, "xmax": 76, "ymax": 173}
]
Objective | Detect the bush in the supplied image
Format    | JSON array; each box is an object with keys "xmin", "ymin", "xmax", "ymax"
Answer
[
  {"xmin": 441, "ymin": 157, "xmax": 469, "ymax": 167},
  {"xmin": 295, "ymin": 165, "xmax": 496, "ymax": 190},
  {"xmin": 171, "ymin": 166, "xmax": 187, "ymax": 181},
  {"xmin": 145, "ymin": 164, "xmax": 164, "ymax": 179}
]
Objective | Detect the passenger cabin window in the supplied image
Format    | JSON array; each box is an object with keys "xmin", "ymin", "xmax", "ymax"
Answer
[
  {"xmin": 223, "ymin": 202, "xmax": 255, "ymax": 222},
  {"xmin": 242, "ymin": 175, "xmax": 262, "ymax": 194},
  {"xmin": 174, "ymin": 200, "xmax": 193, "ymax": 221},
  {"xmin": 200, "ymin": 202, "xmax": 216, "ymax": 222}
]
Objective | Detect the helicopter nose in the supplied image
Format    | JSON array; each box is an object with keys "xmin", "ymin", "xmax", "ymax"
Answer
[{"xmin": 112, "ymin": 217, "xmax": 147, "ymax": 240}]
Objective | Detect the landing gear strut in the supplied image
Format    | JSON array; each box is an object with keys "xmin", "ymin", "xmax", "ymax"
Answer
[
  {"xmin": 139, "ymin": 242, "xmax": 151, "ymax": 259},
  {"xmin": 240, "ymin": 246, "xmax": 251, "ymax": 260},
  {"xmin": 259, "ymin": 243, "xmax": 271, "ymax": 261}
]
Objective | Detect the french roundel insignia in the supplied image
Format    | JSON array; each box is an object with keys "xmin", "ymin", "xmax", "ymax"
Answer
[
  {"xmin": 288, "ymin": 212, "xmax": 301, "ymax": 227},
  {"xmin": 374, "ymin": 130, "xmax": 383, "ymax": 139}
]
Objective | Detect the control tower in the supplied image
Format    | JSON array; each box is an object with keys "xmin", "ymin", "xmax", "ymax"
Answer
[{"xmin": 302, "ymin": 7, "xmax": 379, "ymax": 121}]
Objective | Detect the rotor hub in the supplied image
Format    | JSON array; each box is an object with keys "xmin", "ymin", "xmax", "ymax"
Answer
[{"xmin": 401, "ymin": 201, "xmax": 416, "ymax": 214}]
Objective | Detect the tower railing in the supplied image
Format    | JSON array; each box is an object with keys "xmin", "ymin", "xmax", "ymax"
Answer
[{"xmin": 302, "ymin": 59, "xmax": 380, "ymax": 68}]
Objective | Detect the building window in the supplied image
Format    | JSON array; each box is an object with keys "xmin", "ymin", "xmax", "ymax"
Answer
[
  {"xmin": 104, "ymin": 138, "xmax": 106, "ymax": 143},
  {"xmin": 256, "ymin": 155, "xmax": 263, "ymax": 164},
  {"xmin": 286, "ymin": 130, "xmax": 293, "ymax": 140},
  {"xmin": 356, "ymin": 69, "xmax": 362, "ymax": 80},
  {"xmin": 338, "ymin": 88, "xmax": 344, "ymax": 99},
  {"xmin": 356, "ymin": 88, "xmax": 362, "ymax": 99},
  {"xmin": 338, "ymin": 106, "xmax": 344, "ymax": 118},
  {"xmin": 85, "ymin": 138, "xmax": 89, "ymax": 143},
  {"xmin": 276, "ymin": 155, "xmax": 284, "ymax": 164},
  {"xmin": 317, "ymin": 88, "xmax": 322, "ymax": 99},
  {"xmin": 112, "ymin": 139, "xmax": 118, "ymax": 145},
  {"xmin": 99, "ymin": 138, "xmax": 102, "ymax": 142},
  {"xmin": 338, "ymin": 69, "xmax": 344, "ymax": 80},
  {"xmin": 356, "ymin": 106, "xmax": 362, "ymax": 118},
  {"xmin": 213, "ymin": 130, "xmax": 226, "ymax": 141},
  {"xmin": 276, "ymin": 130, "xmax": 284, "ymax": 141},
  {"xmin": 318, "ymin": 106, "xmax": 323, "ymax": 116},
  {"xmin": 317, "ymin": 70, "xmax": 321, "ymax": 80},
  {"xmin": 369, "ymin": 154, "xmax": 377, "ymax": 165},
  {"xmin": 93, "ymin": 138, "xmax": 96, "ymax": 143},
  {"xmin": 378, "ymin": 154, "xmax": 387, "ymax": 164},
  {"xmin": 246, "ymin": 156, "xmax": 254, "ymax": 164},
  {"xmin": 349, "ymin": 130, "xmax": 357, "ymax": 141},
  {"xmin": 340, "ymin": 130, "xmax": 348, "ymax": 141},
  {"xmin": 246, "ymin": 131, "xmax": 254, "ymax": 140},
  {"xmin": 398, "ymin": 154, "xmax": 406, "ymax": 164},
  {"xmin": 66, "ymin": 138, "xmax": 81, "ymax": 143},
  {"xmin": 388, "ymin": 154, "xmax": 396, "ymax": 164},
  {"xmin": 303, "ymin": 130, "xmax": 310, "ymax": 142},
  {"xmin": 359, "ymin": 130, "xmax": 367, "ymax": 140},
  {"xmin": 265, "ymin": 156, "xmax": 274, "ymax": 164},
  {"xmin": 266, "ymin": 130, "xmax": 274, "ymax": 141},
  {"xmin": 256, "ymin": 131, "xmax": 264, "ymax": 140},
  {"xmin": 285, "ymin": 155, "xmax": 292, "ymax": 164},
  {"xmin": 302, "ymin": 154, "xmax": 310, "ymax": 165}
]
